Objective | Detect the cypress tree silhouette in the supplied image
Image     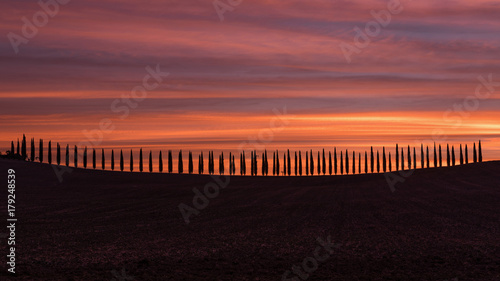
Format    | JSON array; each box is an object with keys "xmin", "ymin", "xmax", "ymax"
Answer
[
  {"xmin": 111, "ymin": 149, "xmax": 115, "ymax": 171},
  {"xmin": 388, "ymin": 152, "xmax": 392, "ymax": 172},
  {"xmin": 473, "ymin": 143, "xmax": 477, "ymax": 163},
  {"xmin": 407, "ymin": 145, "xmax": 411, "ymax": 170},
  {"xmin": 478, "ymin": 140, "xmax": 482, "ymax": 162},
  {"xmin": 265, "ymin": 150, "xmax": 268, "ymax": 175},
  {"xmin": 413, "ymin": 147, "xmax": 416, "ymax": 169},
  {"xmin": 382, "ymin": 147, "xmax": 386, "ymax": 173},
  {"xmin": 283, "ymin": 153, "xmax": 287, "ymax": 176},
  {"xmin": 30, "ymin": 138, "xmax": 35, "ymax": 161},
  {"xmin": 352, "ymin": 151, "xmax": 355, "ymax": 174},
  {"xmin": 198, "ymin": 154, "xmax": 202, "ymax": 174},
  {"xmin": 93, "ymin": 148, "xmax": 96, "ymax": 169},
  {"xmin": 22, "ymin": 135, "xmax": 27, "ymax": 160},
  {"xmin": 370, "ymin": 146, "xmax": 374, "ymax": 173},
  {"xmin": 240, "ymin": 153, "xmax": 243, "ymax": 175},
  {"xmin": 130, "ymin": 150, "xmax": 134, "ymax": 172},
  {"xmin": 364, "ymin": 151, "xmax": 368, "ymax": 173},
  {"xmin": 376, "ymin": 150, "xmax": 380, "ymax": 173},
  {"xmin": 232, "ymin": 155, "xmax": 235, "ymax": 175},
  {"xmin": 83, "ymin": 147, "xmax": 88, "ymax": 168},
  {"xmin": 459, "ymin": 144, "xmax": 463, "ymax": 165},
  {"xmin": 322, "ymin": 149, "xmax": 326, "ymax": 175},
  {"xmin": 426, "ymin": 146, "xmax": 430, "ymax": 168},
  {"xmin": 334, "ymin": 148, "xmax": 337, "ymax": 175},
  {"xmin": 310, "ymin": 150, "xmax": 314, "ymax": 176},
  {"xmin": 465, "ymin": 144, "xmax": 468, "ymax": 164},
  {"xmin": 433, "ymin": 143, "xmax": 437, "ymax": 168},
  {"xmin": 139, "ymin": 148, "xmax": 143, "ymax": 172},
  {"xmin": 200, "ymin": 152, "xmax": 203, "ymax": 174},
  {"xmin": 149, "ymin": 151, "xmax": 153, "ymax": 172},
  {"xmin": 250, "ymin": 151, "xmax": 254, "ymax": 175},
  {"xmin": 17, "ymin": 139, "xmax": 20, "ymax": 156},
  {"xmin": 159, "ymin": 151, "xmax": 163, "ymax": 173},
  {"xmin": 340, "ymin": 151, "xmax": 344, "ymax": 175},
  {"xmin": 317, "ymin": 151, "xmax": 320, "ymax": 175},
  {"xmin": 254, "ymin": 151, "xmax": 257, "ymax": 176},
  {"xmin": 295, "ymin": 151, "xmax": 298, "ymax": 176},
  {"xmin": 65, "ymin": 145, "xmax": 69, "ymax": 166},
  {"xmin": 48, "ymin": 141, "xmax": 52, "ymax": 164},
  {"xmin": 299, "ymin": 151, "xmax": 303, "ymax": 176},
  {"xmin": 74, "ymin": 145, "xmax": 78, "ymax": 168},
  {"xmin": 57, "ymin": 143, "xmax": 61, "ymax": 165},
  {"xmin": 439, "ymin": 144, "xmax": 442, "ymax": 167},
  {"xmin": 395, "ymin": 144, "xmax": 399, "ymax": 171},
  {"xmin": 401, "ymin": 148, "xmax": 404, "ymax": 171},
  {"xmin": 10, "ymin": 141, "xmax": 14, "ymax": 155},
  {"xmin": 178, "ymin": 150, "xmax": 183, "ymax": 174},
  {"xmin": 168, "ymin": 150, "xmax": 173, "ymax": 173},
  {"xmin": 102, "ymin": 149, "xmax": 105, "ymax": 170},
  {"xmin": 39, "ymin": 139, "xmax": 43, "ymax": 163},
  {"xmin": 262, "ymin": 152, "xmax": 266, "ymax": 176},
  {"xmin": 242, "ymin": 152, "xmax": 246, "ymax": 175},
  {"xmin": 272, "ymin": 151, "xmax": 276, "ymax": 175},
  {"xmin": 288, "ymin": 149, "xmax": 291, "ymax": 176},
  {"xmin": 120, "ymin": 150, "xmax": 124, "ymax": 171},
  {"xmin": 305, "ymin": 151, "xmax": 308, "ymax": 176},
  {"xmin": 221, "ymin": 152, "xmax": 225, "ymax": 175},
  {"xmin": 421, "ymin": 144, "xmax": 424, "ymax": 169},
  {"xmin": 188, "ymin": 151, "xmax": 193, "ymax": 174},
  {"xmin": 446, "ymin": 144, "xmax": 450, "ymax": 167},
  {"xmin": 358, "ymin": 152, "xmax": 361, "ymax": 174},
  {"xmin": 451, "ymin": 146, "xmax": 455, "ymax": 166},
  {"xmin": 329, "ymin": 151, "xmax": 332, "ymax": 175}
]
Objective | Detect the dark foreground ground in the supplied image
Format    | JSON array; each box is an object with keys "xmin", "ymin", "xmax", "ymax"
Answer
[{"xmin": 0, "ymin": 159, "xmax": 499, "ymax": 281}]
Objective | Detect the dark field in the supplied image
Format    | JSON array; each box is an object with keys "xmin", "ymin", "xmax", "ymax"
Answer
[{"xmin": 1, "ymin": 159, "xmax": 499, "ymax": 281}]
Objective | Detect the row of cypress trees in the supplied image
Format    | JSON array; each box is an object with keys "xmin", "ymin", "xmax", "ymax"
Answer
[{"xmin": 8, "ymin": 136, "xmax": 484, "ymax": 175}]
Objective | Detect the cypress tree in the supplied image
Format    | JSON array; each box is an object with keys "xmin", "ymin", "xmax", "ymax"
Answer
[
  {"xmin": 299, "ymin": 151, "xmax": 302, "ymax": 176},
  {"xmin": 48, "ymin": 141, "xmax": 52, "ymax": 164},
  {"xmin": 310, "ymin": 150, "xmax": 314, "ymax": 176},
  {"xmin": 221, "ymin": 152, "xmax": 225, "ymax": 175},
  {"xmin": 272, "ymin": 151, "xmax": 276, "ymax": 175},
  {"xmin": 388, "ymin": 152, "xmax": 392, "ymax": 172},
  {"xmin": 358, "ymin": 152, "xmax": 361, "ymax": 174},
  {"xmin": 74, "ymin": 145, "xmax": 78, "ymax": 168},
  {"xmin": 433, "ymin": 143, "xmax": 437, "ymax": 168},
  {"xmin": 446, "ymin": 144, "xmax": 450, "ymax": 167},
  {"xmin": 92, "ymin": 149, "xmax": 96, "ymax": 169},
  {"xmin": 199, "ymin": 152, "xmax": 203, "ymax": 174},
  {"xmin": 288, "ymin": 150, "xmax": 291, "ymax": 176},
  {"xmin": 395, "ymin": 144, "xmax": 399, "ymax": 171},
  {"xmin": 168, "ymin": 150, "xmax": 173, "ymax": 173},
  {"xmin": 283, "ymin": 153, "xmax": 287, "ymax": 176},
  {"xmin": 178, "ymin": 150, "xmax": 183, "ymax": 173},
  {"xmin": 401, "ymin": 148, "xmax": 404, "ymax": 171},
  {"xmin": 139, "ymin": 148, "xmax": 143, "ymax": 172},
  {"xmin": 340, "ymin": 151, "xmax": 344, "ymax": 175},
  {"xmin": 149, "ymin": 151, "xmax": 153, "ymax": 172},
  {"xmin": 317, "ymin": 151, "xmax": 320, "ymax": 175},
  {"xmin": 17, "ymin": 139, "xmax": 20, "ymax": 156},
  {"xmin": 240, "ymin": 153, "xmax": 243, "ymax": 175},
  {"xmin": 83, "ymin": 147, "xmax": 88, "ymax": 168},
  {"xmin": 459, "ymin": 144, "xmax": 463, "ymax": 165},
  {"xmin": 254, "ymin": 151, "xmax": 257, "ymax": 175},
  {"xmin": 329, "ymin": 151, "xmax": 332, "ymax": 175},
  {"xmin": 102, "ymin": 149, "xmax": 105, "ymax": 170},
  {"xmin": 426, "ymin": 146, "xmax": 430, "ymax": 168},
  {"xmin": 111, "ymin": 150, "xmax": 115, "ymax": 171},
  {"xmin": 158, "ymin": 151, "xmax": 163, "ymax": 172},
  {"xmin": 376, "ymin": 150, "xmax": 380, "ymax": 173},
  {"xmin": 322, "ymin": 149, "xmax": 326, "ymax": 175},
  {"xmin": 295, "ymin": 151, "xmax": 298, "ymax": 176},
  {"xmin": 334, "ymin": 148, "xmax": 337, "ymax": 175},
  {"xmin": 352, "ymin": 151, "xmax": 355, "ymax": 174},
  {"xmin": 451, "ymin": 146, "xmax": 455, "ymax": 166},
  {"xmin": 30, "ymin": 138, "xmax": 35, "ymax": 161},
  {"xmin": 420, "ymin": 144, "xmax": 424, "ymax": 169},
  {"xmin": 120, "ymin": 150, "xmax": 124, "ymax": 171},
  {"xmin": 242, "ymin": 152, "xmax": 246, "ymax": 175},
  {"xmin": 57, "ymin": 143, "xmax": 61, "ymax": 165},
  {"xmin": 39, "ymin": 139, "xmax": 44, "ymax": 163},
  {"xmin": 413, "ymin": 147, "xmax": 416, "ymax": 169},
  {"xmin": 382, "ymin": 147, "xmax": 386, "ymax": 172},
  {"xmin": 189, "ymin": 151, "xmax": 193, "ymax": 174},
  {"xmin": 364, "ymin": 151, "xmax": 368, "ymax": 173},
  {"xmin": 439, "ymin": 144, "xmax": 442, "ymax": 167},
  {"xmin": 473, "ymin": 143, "xmax": 477, "ymax": 163},
  {"xmin": 65, "ymin": 145, "xmax": 69, "ymax": 166},
  {"xmin": 478, "ymin": 140, "xmax": 482, "ymax": 162},
  {"xmin": 465, "ymin": 145, "xmax": 468, "ymax": 164},
  {"xmin": 250, "ymin": 151, "xmax": 254, "ymax": 175},
  {"xmin": 22, "ymin": 135, "xmax": 27, "ymax": 160},
  {"xmin": 370, "ymin": 146, "xmax": 374, "ymax": 173},
  {"xmin": 265, "ymin": 150, "xmax": 268, "ymax": 175},
  {"xmin": 305, "ymin": 151, "xmax": 308, "ymax": 176},
  {"xmin": 232, "ymin": 155, "xmax": 235, "ymax": 175},
  {"xmin": 130, "ymin": 150, "xmax": 134, "ymax": 172},
  {"xmin": 10, "ymin": 141, "xmax": 14, "ymax": 155},
  {"xmin": 407, "ymin": 145, "xmax": 411, "ymax": 170}
]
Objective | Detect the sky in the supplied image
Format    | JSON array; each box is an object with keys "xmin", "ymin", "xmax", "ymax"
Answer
[{"xmin": 1, "ymin": 0, "xmax": 500, "ymax": 162}]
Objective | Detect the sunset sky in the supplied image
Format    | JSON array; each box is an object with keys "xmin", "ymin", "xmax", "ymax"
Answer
[{"xmin": 1, "ymin": 0, "xmax": 500, "ymax": 161}]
